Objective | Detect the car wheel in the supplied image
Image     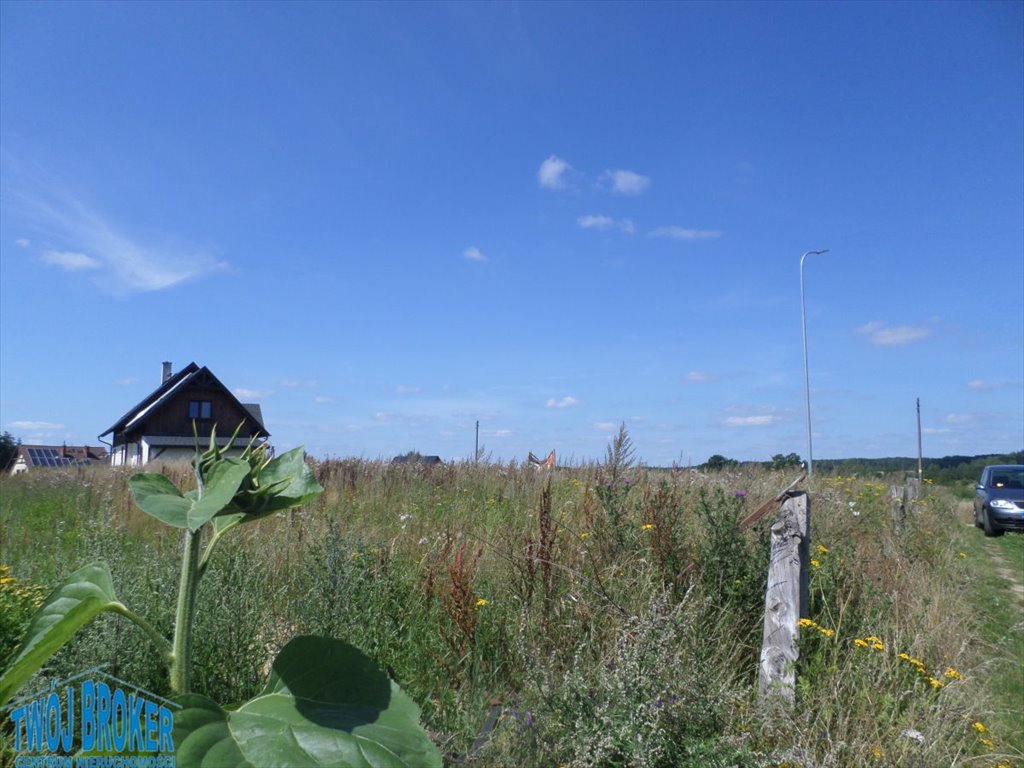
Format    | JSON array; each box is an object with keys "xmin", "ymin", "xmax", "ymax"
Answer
[
  {"xmin": 982, "ymin": 508, "xmax": 1004, "ymax": 538},
  {"xmin": 974, "ymin": 505, "xmax": 983, "ymax": 528}
]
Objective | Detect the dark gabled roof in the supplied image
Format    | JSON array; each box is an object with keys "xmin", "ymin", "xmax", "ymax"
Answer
[{"xmin": 99, "ymin": 362, "xmax": 269, "ymax": 440}]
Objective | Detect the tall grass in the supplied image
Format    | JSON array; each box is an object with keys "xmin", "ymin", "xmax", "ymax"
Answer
[{"xmin": 1, "ymin": 460, "xmax": 1019, "ymax": 766}]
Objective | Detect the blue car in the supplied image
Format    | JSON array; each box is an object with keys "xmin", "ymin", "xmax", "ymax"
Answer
[{"xmin": 974, "ymin": 465, "xmax": 1024, "ymax": 536}]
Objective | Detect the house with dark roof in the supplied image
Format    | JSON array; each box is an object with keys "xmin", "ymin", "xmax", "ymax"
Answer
[
  {"xmin": 8, "ymin": 444, "xmax": 108, "ymax": 475},
  {"xmin": 99, "ymin": 362, "xmax": 269, "ymax": 466}
]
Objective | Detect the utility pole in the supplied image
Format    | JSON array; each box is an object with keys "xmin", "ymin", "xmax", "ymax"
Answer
[{"xmin": 916, "ymin": 398, "xmax": 923, "ymax": 482}]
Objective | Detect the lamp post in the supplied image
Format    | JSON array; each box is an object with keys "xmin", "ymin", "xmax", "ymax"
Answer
[{"xmin": 800, "ymin": 249, "xmax": 829, "ymax": 477}]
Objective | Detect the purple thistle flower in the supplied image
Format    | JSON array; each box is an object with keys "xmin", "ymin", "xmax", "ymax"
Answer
[
  {"xmin": 735, "ymin": 489, "xmax": 747, "ymax": 498},
  {"xmin": 524, "ymin": 711, "xmax": 534, "ymax": 727}
]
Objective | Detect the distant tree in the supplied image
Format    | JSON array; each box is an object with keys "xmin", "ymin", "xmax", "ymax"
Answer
[
  {"xmin": 0, "ymin": 432, "xmax": 17, "ymax": 472},
  {"xmin": 704, "ymin": 454, "xmax": 738, "ymax": 471},
  {"xmin": 770, "ymin": 453, "xmax": 802, "ymax": 470}
]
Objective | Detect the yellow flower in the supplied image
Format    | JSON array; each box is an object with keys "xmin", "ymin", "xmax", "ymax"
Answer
[
  {"xmin": 818, "ymin": 627, "xmax": 835, "ymax": 638},
  {"xmin": 927, "ymin": 677, "xmax": 943, "ymax": 689},
  {"xmin": 957, "ymin": 552, "xmax": 967, "ymax": 558},
  {"xmin": 641, "ymin": 523, "xmax": 654, "ymax": 531},
  {"xmin": 475, "ymin": 598, "xmax": 489, "ymax": 608},
  {"xmin": 898, "ymin": 652, "xmax": 911, "ymax": 661},
  {"xmin": 799, "ymin": 618, "xmax": 816, "ymax": 628},
  {"xmin": 864, "ymin": 635, "xmax": 882, "ymax": 644},
  {"xmin": 872, "ymin": 642, "xmax": 885, "ymax": 651},
  {"xmin": 871, "ymin": 746, "xmax": 883, "ymax": 759},
  {"xmin": 0, "ymin": 577, "xmax": 15, "ymax": 585},
  {"xmin": 810, "ymin": 559, "xmax": 821, "ymax": 569},
  {"xmin": 980, "ymin": 738, "xmax": 993, "ymax": 748},
  {"xmin": 972, "ymin": 721, "xmax": 987, "ymax": 734},
  {"xmin": 817, "ymin": 545, "xmax": 829, "ymax": 555},
  {"xmin": 854, "ymin": 638, "xmax": 869, "ymax": 648},
  {"xmin": 579, "ymin": 532, "xmax": 590, "ymax": 540},
  {"xmin": 945, "ymin": 667, "xmax": 962, "ymax": 680}
]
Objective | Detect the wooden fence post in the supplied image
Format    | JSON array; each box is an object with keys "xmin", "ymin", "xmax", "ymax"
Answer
[{"xmin": 758, "ymin": 492, "xmax": 810, "ymax": 703}]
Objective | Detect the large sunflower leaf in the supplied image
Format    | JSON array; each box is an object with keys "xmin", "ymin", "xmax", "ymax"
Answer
[{"xmin": 172, "ymin": 636, "xmax": 441, "ymax": 768}]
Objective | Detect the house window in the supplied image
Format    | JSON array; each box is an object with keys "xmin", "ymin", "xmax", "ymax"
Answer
[{"xmin": 188, "ymin": 400, "xmax": 212, "ymax": 420}]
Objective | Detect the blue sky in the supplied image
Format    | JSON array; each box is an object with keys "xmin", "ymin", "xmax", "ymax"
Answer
[{"xmin": 1, "ymin": 1, "xmax": 1022, "ymax": 466}]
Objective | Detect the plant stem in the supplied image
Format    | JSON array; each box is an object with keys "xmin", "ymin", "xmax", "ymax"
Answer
[
  {"xmin": 110, "ymin": 603, "xmax": 174, "ymax": 663},
  {"xmin": 170, "ymin": 528, "xmax": 203, "ymax": 695}
]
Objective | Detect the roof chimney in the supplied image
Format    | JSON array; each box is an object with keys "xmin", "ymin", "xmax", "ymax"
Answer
[{"xmin": 162, "ymin": 361, "xmax": 172, "ymax": 384}]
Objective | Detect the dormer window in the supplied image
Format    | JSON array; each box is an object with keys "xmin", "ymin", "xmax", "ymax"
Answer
[{"xmin": 188, "ymin": 400, "xmax": 212, "ymax": 420}]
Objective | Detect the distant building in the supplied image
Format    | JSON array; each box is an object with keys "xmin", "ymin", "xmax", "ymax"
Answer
[
  {"xmin": 99, "ymin": 362, "xmax": 269, "ymax": 467},
  {"xmin": 8, "ymin": 444, "xmax": 108, "ymax": 475},
  {"xmin": 391, "ymin": 452, "xmax": 443, "ymax": 466}
]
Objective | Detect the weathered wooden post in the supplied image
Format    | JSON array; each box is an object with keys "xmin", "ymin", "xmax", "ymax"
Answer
[
  {"xmin": 758, "ymin": 492, "xmax": 810, "ymax": 702},
  {"xmin": 890, "ymin": 483, "xmax": 907, "ymax": 533}
]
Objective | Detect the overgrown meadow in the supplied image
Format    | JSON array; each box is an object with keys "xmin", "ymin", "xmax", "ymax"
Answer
[{"xmin": 1, "ymin": 446, "xmax": 1020, "ymax": 767}]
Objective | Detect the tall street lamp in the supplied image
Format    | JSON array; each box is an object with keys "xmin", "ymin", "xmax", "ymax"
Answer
[{"xmin": 800, "ymin": 249, "xmax": 829, "ymax": 477}]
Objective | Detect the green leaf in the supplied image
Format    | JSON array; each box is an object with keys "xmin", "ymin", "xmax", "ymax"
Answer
[
  {"xmin": 172, "ymin": 636, "xmax": 442, "ymax": 768},
  {"xmin": 256, "ymin": 448, "xmax": 323, "ymax": 509},
  {"xmin": 189, "ymin": 458, "xmax": 250, "ymax": 530},
  {"xmin": 173, "ymin": 694, "xmax": 253, "ymax": 768},
  {"xmin": 130, "ymin": 460, "xmax": 251, "ymax": 532},
  {"xmin": 129, "ymin": 473, "xmax": 191, "ymax": 528},
  {"xmin": 0, "ymin": 562, "xmax": 122, "ymax": 706}
]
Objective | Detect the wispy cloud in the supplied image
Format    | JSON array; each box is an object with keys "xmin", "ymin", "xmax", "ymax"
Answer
[
  {"xmin": 601, "ymin": 169, "xmax": 650, "ymax": 196},
  {"xmin": 463, "ymin": 246, "xmax": 487, "ymax": 262},
  {"xmin": 724, "ymin": 414, "xmax": 781, "ymax": 427},
  {"xmin": 16, "ymin": 238, "xmax": 30, "ymax": 247},
  {"xmin": 577, "ymin": 214, "xmax": 635, "ymax": 234},
  {"xmin": 545, "ymin": 396, "xmax": 580, "ymax": 409},
  {"xmin": 396, "ymin": 385, "xmax": 422, "ymax": 394},
  {"xmin": 593, "ymin": 421, "xmax": 618, "ymax": 432},
  {"xmin": 280, "ymin": 379, "xmax": 319, "ymax": 389},
  {"xmin": 8, "ymin": 420, "xmax": 65, "ymax": 431},
  {"xmin": 944, "ymin": 413, "xmax": 973, "ymax": 425},
  {"xmin": 537, "ymin": 155, "xmax": 572, "ymax": 190},
  {"xmin": 13, "ymin": 178, "xmax": 226, "ymax": 294},
  {"xmin": 856, "ymin": 320, "xmax": 934, "ymax": 346},
  {"xmin": 233, "ymin": 388, "xmax": 271, "ymax": 400},
  {"xmin": 651, "ymin": 226, "xmax": 722, "ymax": 240},
  {"xmin": 686, "ymin": 371, "xmax": 715, "ymax": 382},
  {"xmin": 723, "ymin": 406, "xmax": 782, "ymax": 428},
  {"xmin": 314, "ymin": 395, "xmax": 335, "ymax": 404},
  {"xmin": 967, "ymin": 379, "xmax": 1020, "ymax": 391},
  {"xmin": 39, "ymin": 249, "xmax": 101, "ymax": 271}
]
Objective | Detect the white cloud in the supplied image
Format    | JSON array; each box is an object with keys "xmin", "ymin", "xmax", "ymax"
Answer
[
  {"xmin": 686, "ymin": 371, "xmax": 715, "ymax": 382},
  {"xmin": 602, "ymin": 169, "xmax": 650, "ymax": 195},
  {"xmin": 491, "ymin": 429, "xmax": 513, "ymax": 438},
  {"xmin": 577, "ymin": 215, "xmax": 635, "ymax": 234},
  {"xmin": 537, "ymin": 155, "xmax": 572, "ymax": 190},
  {"xmin": 967, "ymin": 379, "xmax": 1020, "ymax": 391},
  {"xmin": 545, "ymin": 396, "xmax": 580, "ymax": 409},
  {"xmin": 724, "ymin": 414, "xmax": 781, "ymax": 427},
  {"xmin": 651, "ymin": 226, "xmax": 722, "ymax": 240},
  {"xmin": 922, "ymin": 427, "xmax": 951, "ymax": 435},
  {"xmin": 463, "ymin": 246, "xmax": 487, "ymax": 262},
  {"xmin": 944, "ymin": 413, "xmax": 973, "ymax": 425},
  {"xmin": 16, "ymin": 182, "xmax": 226, "ymax": 294},
  {"xmin": 8, "ymin": 420, "xmax": 65, "ymax": 431},
  {"xmin": 856, "ymin": 321, "xmax": 934, "ymax": 346},
  {"xmin": 233, "ymin": 388, "xmax": 271, "ymax": 400},
  {"xmin": 16, "ymin": 238, "xmax": 30, "ymax": 247},
  {"xmin": 40, "ymin": 249, "xmax": 101, "ymax": 271},
  {"xmin": 396, "ymin": 385, "xmax": 422, "ymax": 394},
  {"xmin": 577, "ymin": 214, "xmax": 614, "ymax": 231},
  {"xmin": 314, "ymin": 395, "xmax": 335, "ymax": 404},
  {"xmin": 593, "ymin": 421, "xmax": 618, "ymax": 432}
]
